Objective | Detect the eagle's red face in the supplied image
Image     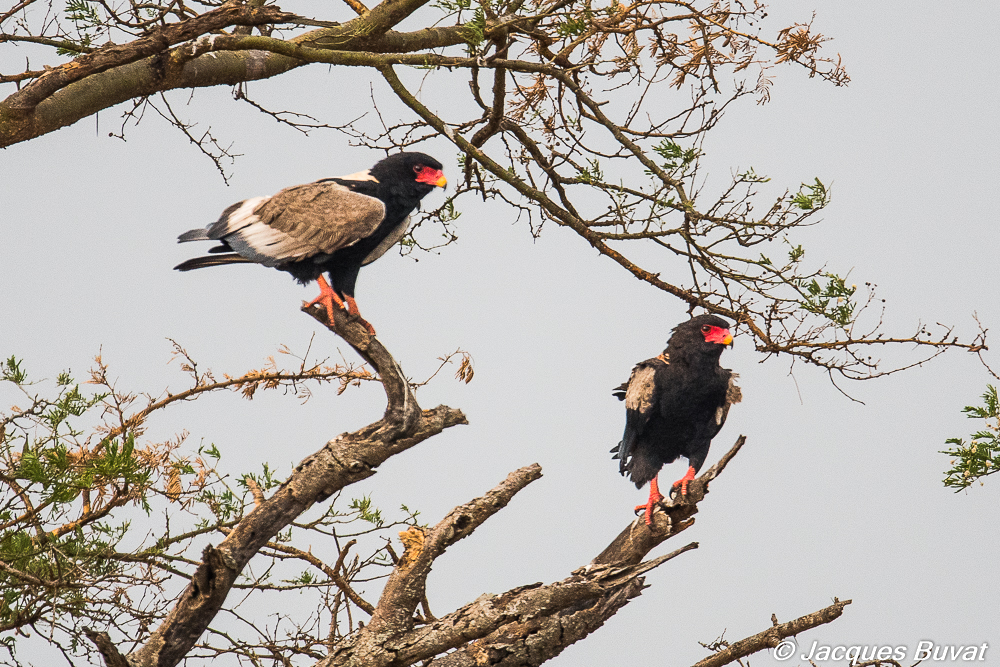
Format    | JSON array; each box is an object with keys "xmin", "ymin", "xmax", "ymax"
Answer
[
  {"xmin": 701, "ymin": 324, "xmax": 733, "ymax": 345},
  {"xmin": 413, "ymin": 164, "xmax": 448, "ymax": 188}
]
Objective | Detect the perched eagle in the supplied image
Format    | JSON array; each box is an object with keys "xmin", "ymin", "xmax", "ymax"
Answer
[
  {"xmin": 174, "ymin": 152, "xmax": 447, "ymax": 334},
  {"xmin": 611, "ymin": 314, "xmax": 740, "ymax": 525}
]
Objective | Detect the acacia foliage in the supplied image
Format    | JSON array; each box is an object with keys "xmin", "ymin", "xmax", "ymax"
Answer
[
  {"xmin": 0, "ymin": 349, "xmax": 408, "ymax": 662},
  {"xmin": 942, "ymin": 385, "xmax": 1000, "ymax": 491},
  {"xmin": 0, "ymin": 0, "xmax": 985, "ymax": 378}
]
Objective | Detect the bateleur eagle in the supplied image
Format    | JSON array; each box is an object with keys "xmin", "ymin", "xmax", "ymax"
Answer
[
  {"xmin": 174, "ymin": 152, "xmax": 447, "ymax": 334},
  {"xmin": 611, "ymin": 314, "xmax": 741, "ymax": 525}
]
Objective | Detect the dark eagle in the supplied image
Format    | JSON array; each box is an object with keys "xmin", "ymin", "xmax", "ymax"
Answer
[
  {"xmin": 611, "ymin": 314, "xmax": 741, "ymax": 524},
  {"xmin": 174, "ymin": 152, "xmax": 447, "ymax": 334}
]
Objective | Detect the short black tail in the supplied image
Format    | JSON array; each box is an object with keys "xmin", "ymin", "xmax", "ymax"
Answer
[{"xmin": 174, "ymin": 254, "xmax": 252, "ymax": 271}]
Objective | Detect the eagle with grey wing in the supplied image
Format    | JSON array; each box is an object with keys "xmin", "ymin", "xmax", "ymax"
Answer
[
  {"xmin": 610, "ymin": 314, "xmax": 737, "ymax": 525},
  {"xmin": 610, "ymin": 358, "xmax": 741, "ymax": 476},
  {"xmin": 610, "ymin": 358, "xmax": 666, "ymax": 475},
  {"xmin": 174, "ymin": 151, "xmax": 448, "ymax": 336}
]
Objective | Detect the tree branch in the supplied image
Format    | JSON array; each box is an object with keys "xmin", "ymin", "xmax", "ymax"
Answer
[
  {"xmin": 124, "ymin": 304, "xmax": 466, "ymax": 667},
  {"xmin": 83, "ymin": 628, "xmax": 130, "ymax": 667},
  {"xmin": 0, "ymin": 11, "xmax": 527, "ymax": 147},
  {"xmin": 318, "ymin": 436, "xmax": 750, "ymax": 667},
  {"xmin": 592, "ymin": 435, "xmax": 745, "ymax": 566},
  {"xmin": 367, "ymin": 464, "xmax": 544, "ymax": 635},
  {"xmin": 691, "ymin": 598, "xmax": 853, "ymax": 667},
  {"xmin": 4, "ymin": 5, "xmax": 296, "ymax": 114}
]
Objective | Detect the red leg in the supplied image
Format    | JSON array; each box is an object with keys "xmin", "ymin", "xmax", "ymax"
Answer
[
  {"xmin": 670, "ymin": 466, "xmax": 697, "ymax": 496},
  {"xmin": 634, "ymin": 475, "xmax": 664, "ymax": 525},
  {"xmin": 306, "ymin": 275, "xmax": 347, "ymax": 323},
  {"xmin": 343, "ymin": 296, "xmax": 376, "ymax": 335}
]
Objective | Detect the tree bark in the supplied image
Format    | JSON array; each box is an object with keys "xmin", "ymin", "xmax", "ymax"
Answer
[
  {"xmin": 0, "ymin": 0, "xmax": 521, "ymax": 147},
  {"xmin": 122, "ymin": 304, "xmax": 466, "ymax": 667},
  {"xmin": 301, "ymin": 433, "xmax": 848, "ymax": 667},
  {"xmin": 691, "ymin": 599, "xmax": 853, "ymax": 667},
  {"xmin": 81, "ymin": 371, "xmax": 848, "ymax": 667}
]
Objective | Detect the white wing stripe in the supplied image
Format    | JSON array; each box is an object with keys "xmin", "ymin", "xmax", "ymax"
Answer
[
  {"xmin": 338, "ymin": 169, "xmax": 378, "ymax": 182},
  {"xmin": 211, "ymin": 197, "xmax": 269, "ymax": 238},
  {"xmin": 225, "ymin": 219, "xmax": 326, "ymax": 266}
]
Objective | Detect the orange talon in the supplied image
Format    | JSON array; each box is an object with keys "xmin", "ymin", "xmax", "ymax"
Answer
[
  {"xmin": 306, "ymin": 275, "xmax": 347, "ymax": 323},
  {"xmin": 670, "ymin": 466, "xmax": 697, "ymax": 497},
  {"xmin": 635, "ymin": 476, "xmax": 664, "ymax": 525},
  {"xmin": 344, "ymin": 295, "xmax": 377, "ymax": 335}
]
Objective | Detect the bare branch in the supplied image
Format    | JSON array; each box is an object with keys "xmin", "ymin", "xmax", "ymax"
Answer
[
  {"xmin": 83, "ymin": 628, "xmax": 129, "ymax": 667},
  {"xmin": 367, "ymin": 464, "xmax": 543, "ymax": 635},
  {"xmin": 592, "ymin": 435, "xmax": 745, "ymax": 566},
  {"xmin": 124, "ymin": 304, "xmax": 466, "ymax": 667},
  {"xmin": 691, "ymin": 598, "xmax": 853, "ymax": 667}
]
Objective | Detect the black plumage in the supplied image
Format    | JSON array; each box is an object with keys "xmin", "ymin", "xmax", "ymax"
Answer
[
  {"xmin": 174, "ymin": 152, "xmax": 447, "ymax": 333},
  {"xmin": 611, "ymin": 314, "xmax": 740, "ymax": 524}
]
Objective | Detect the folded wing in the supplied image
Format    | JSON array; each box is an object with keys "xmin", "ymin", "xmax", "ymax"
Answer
[
  {"xmin": 611, "ymin": 360, "xmax": 661, "ymax": 477},
  {"xmin": 196, "ymin": 182, "xmax": 387, "ymax": 267}
]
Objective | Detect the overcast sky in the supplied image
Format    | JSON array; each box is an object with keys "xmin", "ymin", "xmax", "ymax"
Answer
[{"xmin": 2, "ymin": 2, "xmax": 999, "ymax": 666}]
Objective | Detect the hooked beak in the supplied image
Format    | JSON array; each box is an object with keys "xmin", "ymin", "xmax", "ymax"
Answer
[
  {"xmin": 705, "ymin": 327, "xmax": 734, "ymax": 346},
  {"xmin": 417, "ymin": 168, "xmax": 448, "ymax": 189}
]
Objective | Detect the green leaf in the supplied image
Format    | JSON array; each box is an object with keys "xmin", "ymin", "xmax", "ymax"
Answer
[
  {"xmin": 791, "ymin": 177, "xmax": 829, "ymax": 210},
  {"xmin": 651, "ymin": 139, "xmax": 701, "ymax": 173},
  {"xmin": 1, "ymin": 356, "xmax": 27, "ymax": 384},
  {"xmin": 350, "ymin": 496, "xmax": 384, "ymax": 526},
  {"xmin": 942, "ymin": 386, "xmax": 1000, "ymax": 490},
  {"xmin": 795, "ymin": 272, "xmax": 856, "ymax": 326},
  {"xmin": 577, "ymin": 159, "xmax": 604, "ymax": 185},
  {"xmin": 738, "ymin": 167, "xmax": 770, "ymax": 183}
]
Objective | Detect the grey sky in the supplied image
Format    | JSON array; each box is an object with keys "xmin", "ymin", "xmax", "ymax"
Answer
[{"xmin": 2, "ymin": 1, "xmax": 998, "ymax": 665}]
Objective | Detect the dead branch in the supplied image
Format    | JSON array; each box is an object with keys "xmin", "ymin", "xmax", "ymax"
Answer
[
  {"xmin": 83, "ymin": 628, "xmax": 130, "ymax": 667},
  {"xmin": 690, "ymin": 598, "xmax": 853, "ymax": 667},
  {"xmin": 118, "ymin": 303, "xmax": 466, "ymax": 667},
  {"xmin": 313, "ymin": 434, "xmax": 789, "ymax": 667},
  {"xmin": 592, "ymin": 435, "xmax": 745, "ymax": 566},
  {"xmin": 366, "ymin": 464, "xmax": 544, "ymax": 635}
]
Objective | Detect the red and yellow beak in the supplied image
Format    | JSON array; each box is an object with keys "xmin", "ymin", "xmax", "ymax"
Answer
[
  {"xmin": 417, "ymin": 168, "xmax": 448, "ymax": 188},
  {"xmin": 705, "ymin": 327, "xmax": 733, "ymax": 346}
]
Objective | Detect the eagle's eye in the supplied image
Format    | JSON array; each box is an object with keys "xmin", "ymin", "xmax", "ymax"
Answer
[{"xmin": 701, "ymin": 325, "xmax": 712, "ymax": 334}]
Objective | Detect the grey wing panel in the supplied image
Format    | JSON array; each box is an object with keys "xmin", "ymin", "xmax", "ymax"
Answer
[
  {"xmin": 714, "ymin": 372, "xmax": 742, "ymax": 427},
  {"xmin": 204, "ymin": 183, "xmax": 385, "ymax": 266},
  {"xmin": 362, "ymin": 215, "xmax": 411, "ymax": 266},
  {"xmin": 257, "ymin": 182, "xmax": 386, "ymax": 254},
  {"xmin": 617, "ymin": 362, "xmax": 659, "ymax": 476},
  {"xmin": 624, "ymin": 363, "xmax": 658, "ymax": 415}
]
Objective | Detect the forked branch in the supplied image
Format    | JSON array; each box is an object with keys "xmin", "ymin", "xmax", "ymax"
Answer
[
  {"xmin": 305, "ymin": 434, "xmax": 848, "ymax": 667},
  {"xmin": 106, "ymin": 304, "xmax": 466, "ymax": 667}
]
